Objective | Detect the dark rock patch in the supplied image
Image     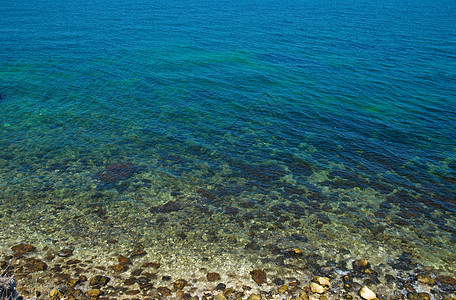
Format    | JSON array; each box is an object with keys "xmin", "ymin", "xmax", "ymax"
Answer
[
  {"xmin": 11, "ymin": 244, "xmax": 36, "ymax": 256},
  {"xmin": 250, "ymin": 269, "xmax": 267, "ymax": 285},
  {"xmin": 207, "ymin": 272, "xmax": 221, "ymax": 282},
  {"xmin": 150, "ymin": 200, "xmax": 181, "ymax": 214}
]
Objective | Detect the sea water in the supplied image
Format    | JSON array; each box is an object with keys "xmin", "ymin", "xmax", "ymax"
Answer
[{"xmin": 1, "ymin": 0, "xmax": 455, "ymax": 296}]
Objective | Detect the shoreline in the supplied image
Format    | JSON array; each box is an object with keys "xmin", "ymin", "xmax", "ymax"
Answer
[{"xmin": 1, "ymin": 243, "xmax": 456, "ymax": 300}]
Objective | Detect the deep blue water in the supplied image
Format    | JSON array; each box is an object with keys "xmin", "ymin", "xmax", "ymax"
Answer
[{"xmin": 1, "ymin": 0, "xmax": 456, "ymax": 287}]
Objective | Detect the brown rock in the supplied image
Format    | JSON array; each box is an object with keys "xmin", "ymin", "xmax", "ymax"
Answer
[
  {"xmin": 50, "ymin": 288, "xmax": 63, "ymax": 299},
  {"xmin": 300, "ymin": 292, "xmax": 309, "ymax": 300},
  {"xmin": 207, "ymin": 272, "xmax": 221, "ymax": 282},
  {"xmin": 250, "ymin": 269, "xmax": 267, "ymax": 285},
  {"xmin": 66, "ymin": 278, "xmax": 79, "ymax": 287},
  {"xmin": 88, "ymin": 289, "xmax": 101, "ymax": 297},
  {"xmin": 112, "ymin": 263, "xmax": 128, "ymax": 273},
  {"xmin": 143, "ymin": 262, "xmax": 161, "ymax": 269},
  {"xmin": 118, "ymin": 255, "xmax": 132, "ymax": 265},
  {"xmin": 131, "ymin": 269, "xmax": 143, "ymax": 276},
  {"xmin": 124, "ymin": 277, "xmax": 136, "ymax": 285},
  {"xmin": 418, "ymin": 293, "xmax": 431, "ymax": 300},
  {"xmin": 278, "ymin": 285, "xmax": 288, "ymax": 293},
  {"xmin": 173, "ymin": 279, "xmax": 188, "ymax": 290},
  {"xmin": 157, "ymin": 286, "xmax": 172, "ymax": 296},
  {"xmin": 57, "ymin": 248, "xmax": 73, "ymax": 257},
  {"xmin": 436, "ymin": 275, "xmax": 456, "ymax": 286},
  {"xmin": 352, "ymin": 259, "xmax": 370, "ymax": 271},
  {"xmin": 89, "ymin": 275, "xmax": 110, "ymax": 287},
  {"xmin": 130, "ymin": 248, "xmax": 147, "ymax": 258},
  {"xmin": 417, "ymin": 274, "xmax": 435, "ymax": 286},
  {"xmin": 17, "ymin": 258, "xmax": 47, "ymax": 273},
  {"xmin": 12, "ymin": 243, "xmax": 36, "ymax": 255},
  {"xmin": 125, "ymin": 290, "xmax": 141, "ymax": 295}
]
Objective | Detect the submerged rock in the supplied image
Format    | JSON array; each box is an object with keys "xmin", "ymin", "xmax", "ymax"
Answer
[
  {"xmin": 352, "ymin": 259, "xmax": 370, "ymax": 272},
  {"xmin": 416, "ymin": 274, "xmax": 435, "ymax": 286},
  {"xmin": 207, "ymin": 272, "xmax": 221, "ymax": 282},
  {"xmin": 93, "ymin": 162, "xmax": 137, "ymax": 183},
  {"xmin": 436, "ymin": 275, "xmax": 456, "ymax": 287},
  {"xmin": 173, "ymin": 279, "xmax": 188, "ymax": 290},
  {"xmin": 11, "ymin": 244, "xmax": 36, "ymax": 255},
  {"xmin": 150, "ymin": 200, "xmax": 182, "ymax": 214},
  {"xmin": 250, "ymin": 269, "xmax": 267, "ymax": 285}
]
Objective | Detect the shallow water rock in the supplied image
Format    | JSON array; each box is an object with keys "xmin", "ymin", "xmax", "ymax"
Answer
[
  {"xmin": 278, "ymin": 285, "xmax": 288, "ymax": 293},
  {"xmin": 418, "ymin": 292, "xmax": 431, "ymax": 300},
  {"xmin": 150, "ymin": 200, "xmax": 182, "ymax": 214},
  {"xmin": 207, "ymin": 272, "xmax": 221, "ymax": 282},
  {"xmin": 49, "ymin": 288, "xmax": 63, "ymax": 299},
  {"xmin": 214, "ymin": 292, "xmax": 227, "ymax": 300},
  {"xmin": 310, "ymin": 282, "xmax": 325, "ymax": 294},
  {"xmin": 352, "ymin": 259, "xmax": 370, "ymax": 272},
  {"xmin": 112, "ymin": 263, "xmax": 128, "ymax": 273},
  {"xmin": 250, "ymin": 269, "xmax": 267, "ymax": 285},
  {"xmin": 17, "ymin": 257, "xmax": 47, "ymax": 273},
  {"xmin": 66, "ymin": 278, "xmax": 79, "ymax": 288},
  {"xmin": 436, "ymin": 275, "xmax": 456, "ymax": 287},
  {"xmin": 157, "ymin": 286, "xmax": 172, "ymax": 296},
  {"xmin": 89, "ymin": 275, "xmax": 110, "ymax": 287},
  {"xmin": 118, "ymin": 254, "xmax": 132, "ymax": 265},
  {"xmin": 93, "ymin": 162, "xmax": 137, "ymax": 184},
  {"xmin": 11, "ymin": 243, "xmax": 36, "ymax": 255},
  {"xmin": 248, "ymin": 294, "xmax": 261, "ymax": 300},
  {"xmin": 57, "ymin": 248, "xmax": 73, "ymax": 257},
  {"xmin": 272, "ymin": 278, "xmax": 285, "ymax": 286},
  {"xmin": 313, "ymin": 276, "xmax": 330, "ymax": 287},
  {"xmin": 173, "ymin": 279, "xmax": 188, "ymax": 290},
  {"xmin": 88, "ymin": 289, "xmax": 101, "ymax": 297},
  {"xmin": 359, "ymin": 286, "xmax": 376, "ymax": 300},
  {"xmin": 416, "ymin": 274, "xmax": 435, "ymax": 286}
]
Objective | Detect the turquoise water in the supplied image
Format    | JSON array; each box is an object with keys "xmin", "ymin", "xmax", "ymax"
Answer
[{"xmin": 1, "ymin": 0, "xmax": 456, "ymax": 292}]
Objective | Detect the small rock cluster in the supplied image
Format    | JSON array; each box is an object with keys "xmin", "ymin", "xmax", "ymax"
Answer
[{"xmin": 2, "ymin": 244, "xmax": 456, "ymax": 300}]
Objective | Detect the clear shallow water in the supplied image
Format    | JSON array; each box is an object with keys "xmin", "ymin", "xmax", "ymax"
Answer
[{"xmin": 1, "ymin": 0, "xmax": 456, "ymax": 294}]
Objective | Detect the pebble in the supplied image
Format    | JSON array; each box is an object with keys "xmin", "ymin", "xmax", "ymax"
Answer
[
  {"xmin": 49, "ymin": 288, "xmax": 63, "ymax": 298},
  {"xmin": 174, "ymin": 279, "xmax": 188, "ymax": 290},
  {"xmin": 207, "ymin": 272, "xmax": 221, "ymax": 282},
  {"xmin": 250, "ymin": 269, "xmax": 267, "ymax": 285},
  {"xmin": 248, "ymin": 294, "xmax": 261, "ymax": 300},
  {"xmin": 278, "ymin": 285, "xmax": 288, "ymax": 293},
  {"xmin": 310, "ymin": 282, "xmax": 325, "ymax": 294},
  {"xmin": 300, "ymin": 292, "xmax": 309, "ymax": 300},
  {"xmin": 66, "ymin": 278, "xmax": 79, "ymax": 287},
  {"xmin": 57, "ymin": 248, "xmax": 73, "ymax": 257},
  {"xmin": 313, "ymin": 276, "xmax": 330, "ymax": 287},
  {"xmin": 157, "ymin": 286, "xmax": 172, "ymax": 296},
  {"xmin": 88, "ymin": 289, "xmax": 101, "ymax": 297},
  {"xmin": 214, "ymin": 293, "xmax": 227, "ymax": 300},
  {"xmin": 359, "ymin": 286, "xmax": 377, "ymax": 300},
  {"xmin": 216, "ymin": 283, "xmax": 226, "ymax": 291},
  {"xmin": 417, "ymin": 274, "xmax": 435, "ymax": 286}
]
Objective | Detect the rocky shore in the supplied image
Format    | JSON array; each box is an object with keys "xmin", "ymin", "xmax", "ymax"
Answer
[{"xmin": 1, "ymin": 243, "xmax": 456, "ymax": 300}]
